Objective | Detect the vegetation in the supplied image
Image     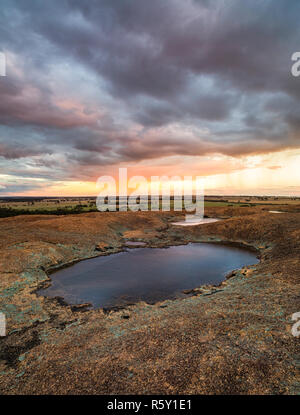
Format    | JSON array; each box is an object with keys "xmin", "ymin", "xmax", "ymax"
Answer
[
  {"xmin": 0, "ymin": 205, "xmax": 98, "ymax": 218},
  {"xmin": 1, "ymin": 195, "xmax": 298, "ymax": 218}
]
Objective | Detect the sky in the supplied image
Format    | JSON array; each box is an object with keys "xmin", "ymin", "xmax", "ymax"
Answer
[{"xmin": 0, "ymin": 0, "xmax": 300, "ymax": 196}]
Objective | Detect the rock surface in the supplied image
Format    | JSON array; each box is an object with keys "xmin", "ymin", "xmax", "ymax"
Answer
[
  {"xmin": 95, "ymin": 242, "xmax": 111, "ymax": 252},
  {"xmin": 0, "ymin": 206, "xmax": 299, "ymax": 394}
]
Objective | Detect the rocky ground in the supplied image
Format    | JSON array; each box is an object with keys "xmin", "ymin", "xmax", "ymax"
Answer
[{"xmin": 0, "ymin": 205, "xmax": 299, "ymax": 394}]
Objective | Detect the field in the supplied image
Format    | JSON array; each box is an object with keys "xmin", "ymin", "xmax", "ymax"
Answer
[{"xmin": 1, "ymin": 195, "xmax": 300, "ymax": 218}]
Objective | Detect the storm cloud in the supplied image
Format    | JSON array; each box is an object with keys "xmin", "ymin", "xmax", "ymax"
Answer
[{"xmin": 0, "ymin": 0, "xmax": 299, "ymax": 190}]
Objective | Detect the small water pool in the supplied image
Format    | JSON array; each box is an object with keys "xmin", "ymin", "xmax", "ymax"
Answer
[
  {"xmin": 171, "ymin": 218, "xmax": 220, "ymax": 226},
  {"xmin": 124, "ymin": 241, "xmax": 147, "ymax": 247},
  {"xmin": 38, "ymin": 243, "xmax": 258, "ymax": 309}
]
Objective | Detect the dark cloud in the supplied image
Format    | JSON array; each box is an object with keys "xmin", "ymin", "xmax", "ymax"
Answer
[
  {"xmin": 0, "ymin": 0, "xmax": 299, "ymax": 190},
  {"xmin": 0, "ymin": 70, "xmax": 102, "ymax": 129},
  {"xmin": 0, "ymin": 142, "xmax": 49, "ymax": 159}
]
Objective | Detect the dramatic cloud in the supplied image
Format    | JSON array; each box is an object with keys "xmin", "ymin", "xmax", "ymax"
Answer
[{"xmin": 0, "ymin": 0, "xmax": 299, "ymax": 192}]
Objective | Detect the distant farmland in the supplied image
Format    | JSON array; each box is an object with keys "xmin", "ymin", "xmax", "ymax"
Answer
[{"xmin": 0, "ymin": 195, "xmax": 299, "ymax": 217}]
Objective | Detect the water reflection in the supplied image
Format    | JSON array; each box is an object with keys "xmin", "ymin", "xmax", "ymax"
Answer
[{"xmin": 39, "ymin": 243, "xmax": 258, "ymax": 308}]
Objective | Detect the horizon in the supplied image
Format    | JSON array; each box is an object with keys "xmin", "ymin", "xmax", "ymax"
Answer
[{"xmin": 1, "ymin": 194, "xmax": 300, "ymax": 199}]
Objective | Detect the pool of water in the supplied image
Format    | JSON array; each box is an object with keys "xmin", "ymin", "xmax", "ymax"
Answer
[
  {"xmin": 38, "ymin": 243, "xmax": 258, "ymax": 309},
  {"xmin": 124, "ymin": 241, "xmax": 147, "ymax": 246},
  {"xmin": 171, "ymin": 218, "xmax": 220, "ymax": 226}
]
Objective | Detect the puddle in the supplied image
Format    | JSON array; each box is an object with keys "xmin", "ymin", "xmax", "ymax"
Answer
[
  {"xmin": 124, "ymin": 241, "xmax": 147, "ymax": 246},
  {"xmin": 171, "ymin": 218, "xmax": 220, "ymax": 226},
  {"xmin": 38, "ymin": 243, "xmax": 258, "ymax": 309}
]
